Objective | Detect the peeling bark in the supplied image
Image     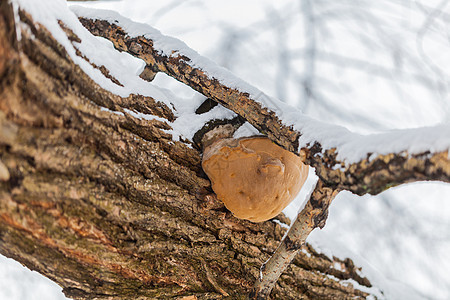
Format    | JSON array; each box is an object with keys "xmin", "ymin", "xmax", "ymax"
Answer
[{"xmin": 0, "ymin": 4, "xmax": 373, "ymax": 300}]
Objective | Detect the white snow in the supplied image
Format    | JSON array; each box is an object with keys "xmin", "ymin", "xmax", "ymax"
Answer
[
  {"xmin": 123, "ymin": 108, "xmax": 166, "ymax": 123},
  {"xmin": 100, "ymin": 106, "xmax": 124, "ymax": 117},
  {"xmin": 298, "ymin": 121, "xmax": 450, "ymax": 163},
  {"xmin": 271, "ymin": 219, "xmax": 290, "ymax": 229},
  {"xmin": 233, "ymin": 122, "xmax": 260, "ymax": 138},
  {"xmin": 168, "ymin": 104, "xmax": 237, "ymax": 142},
  {"xmin": 307, "ymin": 229, "xmax": 427, "ymax": 300},
  {"xmin": 0, "ymin": 255, "xmax": 65, "ymax": 300},
  {"xmin": 333, "ymin": 261, "xmax": 343, "ymax": 271}
]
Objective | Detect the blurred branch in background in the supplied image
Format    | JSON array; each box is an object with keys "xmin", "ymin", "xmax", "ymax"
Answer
[
  {"xmin": 299, "ymin": 0, "xmax": 316, "ymax": 112},
  {"xmin": 209, "ymin": 0, "xmax": 450, "ymax": 130}
]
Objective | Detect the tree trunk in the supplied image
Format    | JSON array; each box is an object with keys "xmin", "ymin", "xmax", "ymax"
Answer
[{"xmin": 1, "ymin": 2, "xmax": 374, "ymax": 299}]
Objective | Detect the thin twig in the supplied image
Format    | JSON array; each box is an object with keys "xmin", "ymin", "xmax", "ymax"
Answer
[{"xmin": 249, "ymin": 180, "xmax": 340, "ymax": 299}]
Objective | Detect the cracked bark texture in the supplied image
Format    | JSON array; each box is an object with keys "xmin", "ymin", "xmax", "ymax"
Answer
[{"xmin": 0, "ymin": 3, "xmax": 372, "ymax": 300}]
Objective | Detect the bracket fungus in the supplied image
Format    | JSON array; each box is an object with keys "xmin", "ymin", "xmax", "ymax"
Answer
[{"xmin": 202, "ymin": 137, "xmax": 309, "ymax": 222}]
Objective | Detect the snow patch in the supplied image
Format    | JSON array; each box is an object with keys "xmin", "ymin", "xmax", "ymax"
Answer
[
  {"xmin": 233, "ymin": 122, "xmax": 260, "ymax": 138},
  {"xmin": 333, "ymin": 261, "xmax": 343, "ymax": 271},
  {"xmin": 100, "ymin": 106, "xmax": 124, "ymax": 117},
  {"xmin": 308, "ymin": 230, "xmax": 426, "ymax": 300},
  {"xmin": 271, "ymin": 219, "xmax": 290, "ymax": 229},
  {"xmin": 123, "ymin": 108, "xmax": 166, "ymax": 123}
]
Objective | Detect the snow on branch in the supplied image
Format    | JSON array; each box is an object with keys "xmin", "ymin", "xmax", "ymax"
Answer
[{"xmin": 72, "ymin": 6, "xmax": 450, "ymax": 196}]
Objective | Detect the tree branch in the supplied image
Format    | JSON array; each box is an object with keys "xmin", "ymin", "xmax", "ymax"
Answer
[
  {"xmin": 250, "ymin": 180, "xmax": 340, "ymax": 299},
  {"xmin": 75, "ymin": 8, "xmax": 450, "ymax": 196}
]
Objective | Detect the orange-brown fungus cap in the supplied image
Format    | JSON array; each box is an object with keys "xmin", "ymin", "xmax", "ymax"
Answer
[{"xmin": 202, "ymin": 137, "xmax": 308, "ymax": 222}]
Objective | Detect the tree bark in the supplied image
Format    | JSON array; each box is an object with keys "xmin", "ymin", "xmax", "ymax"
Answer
[{"xmin": 0, "ymin": 3, "xmax": 372, "ymax": 300}]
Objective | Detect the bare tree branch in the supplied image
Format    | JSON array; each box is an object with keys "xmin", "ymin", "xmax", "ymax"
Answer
[{"xmin": 250, "ymin": 180, "xmax": 340, "ymax": 299}]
